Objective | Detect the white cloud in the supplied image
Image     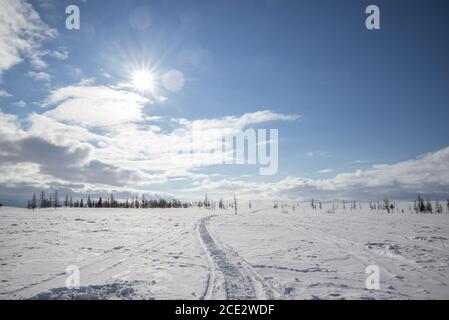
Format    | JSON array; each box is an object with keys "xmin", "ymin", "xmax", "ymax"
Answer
[
  {"xmin": 0, "ymin": 110, "xmax": 161, "ymax": 200},
  {"xmin": 34, "ymin": 85, "xmax": 302, "ymax": 189},
  {"xmin": 44, "ymin": 85, "xmax": 149, "ymax": 127},
  {"xmin": 29, "ymin": 51, "xmax": 48, "ymax": 69},
  {"xmin": 306, "ymin": 151, "xmax": 331, "ymax": 158},
  {"xmin": 346, "ymin": 160, "xmax": 370, "ymax": 165},
  {"xmin": 26, "ymin": 113, "xmax": 107, "ymax": 147},
  {"xmin": 36, "ymin": 0, "xmax": 54, "ymax": 10},
  {"xmin": 0, "ymin": 105, "xmax": 303, "ymax": 203},
  {"xmin": 186, "ymin": 147, "xmax": 449, "ymax": 200},
  {"xmin": 1, "ymin": 135, "xmax": 91, "ymax": 168},
  {"xmin": 318, "ymin": 168, "xmax": 334, "ymax": 174},
  {"xmin": 78, "ymin": 78, "xmax": 96, "ymax": 86},
  {"xmin": 27, "ymin": 71, "xmax": 51, "ymax": 81},
  {"xmin": 50, "ymin": 48, "xmax": 69, "ymax": 60},
  {"xmin": 0, "ymin": 89, "xmax": 12, "ymax": 97},
  {"xmin": 29, "ymin": 48, "xmax": 69, "ymax": 67},
  {"xmin": 13, "ymin": 100, "xmax": 26, "ymax": 108},
  {"xmin": 177, "ymin": 110, "xmax": 301, "ymax": 131},
  {"xmin": 4, "ymin": 96, "xmax": 447, "ymax": 203},
  {"xmin": 0, "ymin": 0, "xmax": 57, "ymax": 75},
  {"xmin": 0, "ymin": 110, "xmax": 20, "ymax": 136}
]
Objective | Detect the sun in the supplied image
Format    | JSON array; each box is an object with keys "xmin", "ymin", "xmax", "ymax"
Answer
[{"xmin": 131, "ymin": 70, "xmax": 155, "ymax": 93}]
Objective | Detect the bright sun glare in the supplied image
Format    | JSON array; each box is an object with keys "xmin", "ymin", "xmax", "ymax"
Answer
[{"xmin": 132, "ymin": 70, "xmax": 155, "ymax": 92}]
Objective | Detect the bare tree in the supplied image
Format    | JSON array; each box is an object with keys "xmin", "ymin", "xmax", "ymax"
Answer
[
  {"xmin": 416, "ymin": 194, "xmax": 425, "ymax": 213},
  {"xmin": 53, "ymin": 190, "xmax": 58, "ymax": 210},
  {"xmin": 233, "ymin": 194, "xmax": 238, "ymax": 215},
  {"xmin": 425, "ymin": 198, "xmax": 433, "ymax": 213},
  {"xmin": 435, "ymin": 200, "xmax": 443, "ymax": 214},
  {"xmin": 39, "ymin": 191, "xmax": 45, "ymax": 209},
  {"xmin": 31, "ymin": 193, "xmax": 37, "ymax": 211},
  {"xmin": 384, "ymin": 198, "xmax": 391, "ymax": 213}
]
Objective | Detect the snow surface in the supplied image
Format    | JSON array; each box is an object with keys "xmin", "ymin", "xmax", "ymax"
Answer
[{"xmin": 1, "ymin": 203, "xmax": 448, "ymax": 300}]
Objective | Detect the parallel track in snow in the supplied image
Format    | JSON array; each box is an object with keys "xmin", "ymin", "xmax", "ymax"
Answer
[{"xmin": 197, "ymin": 214, "xmax": 281, "ymax": 300}]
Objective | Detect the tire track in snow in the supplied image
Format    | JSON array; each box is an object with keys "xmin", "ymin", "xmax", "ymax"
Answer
[
  {"xmin": 5, "ymin": 232, "xmax": 182, "ymax": 298},
  {"xmin": 294, "ymin": 222, "xmax": 449, "ymax": 288},
  {"xmin": 197, "ymin": 215, "xmax": 281, "ymax": 300},
  {"xmin": 290, "ymin": 222, "xmax": 449, "ymax": 298}
]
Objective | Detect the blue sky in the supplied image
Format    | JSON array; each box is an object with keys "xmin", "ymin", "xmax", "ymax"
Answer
[{"xmin": 1, "ymin": 0, "xmax": 449, "ymax": 205}]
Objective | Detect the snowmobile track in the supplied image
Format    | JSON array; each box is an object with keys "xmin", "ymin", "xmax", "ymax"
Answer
[{"xmin": 197, "ymin": 215, "xmax": 280, "ymax": 300}]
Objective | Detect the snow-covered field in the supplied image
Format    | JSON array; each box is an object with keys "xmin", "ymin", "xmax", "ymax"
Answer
[{"xmin": 1, "ymin": 203, "xmax": 448, "ymax": 300}]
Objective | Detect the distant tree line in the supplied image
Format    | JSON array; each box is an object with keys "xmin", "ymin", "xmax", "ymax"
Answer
[
  {"xmin": 200, "ymin": 194, "xmax": 238, "ymax": 211},
  {"xmin": 272, "ymin": 195, "xmax": 449, "ymax": 215},
  {"xmin": 413, "ymin": 194, "xmax": 446, "ymax": 214},
  {"xmin": 368, "ymin": 198, "xmax": 397, "ymax": 213},
  {"xmin": 366, "ymin": 195, "xmax": 447, "ymax": 214},
  {"xmin": 26, "ymin": 191, "xmax": 238, "ymax": 211},
  {"xmin": 27, "ymin": 191, "xmax": 190, "ymax": 210},
  {"xmin": 27, "ymin": 191, "xmax": 59, "ymax": 211},
  {"xmin": 60, "ymin": 193, "xmax": 192, "ymax": 209}
]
